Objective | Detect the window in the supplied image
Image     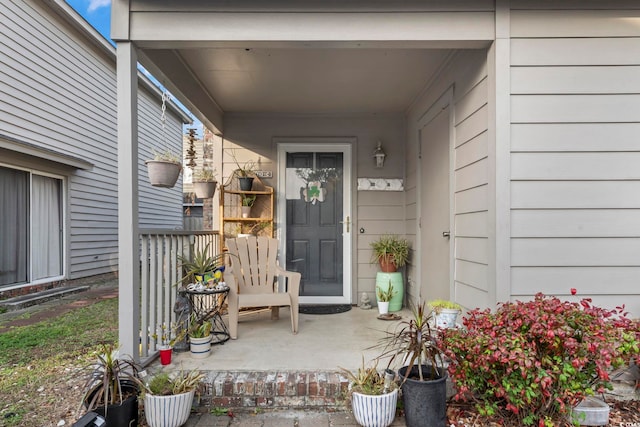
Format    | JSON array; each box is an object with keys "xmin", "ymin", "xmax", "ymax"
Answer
[{"xmin": 0, "ymin": 166, "xmax": 64, "ymax": 287}]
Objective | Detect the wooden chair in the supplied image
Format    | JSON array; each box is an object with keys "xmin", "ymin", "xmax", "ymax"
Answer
[{"xmin": 224, "ymin": 236, "xmax": 301, "ymax": 339}]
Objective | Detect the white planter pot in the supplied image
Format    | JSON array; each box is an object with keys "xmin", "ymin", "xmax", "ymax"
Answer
[
  {"xmin": 351, "ymin": 388, "xmax": 398, "ymax": 427},
  {"xmin": 144, "ymin": 390, "xmax": 195, "ymax": 427},
  {"xmin": 570, "ymin": 397, "xmax": 610, "ymax": 426},
  {"xmin": 189, "ymin": 335, "xmax": 212, "ymax": 359},
  {"xmin": 434, "ymin": 308, "xmax": 460, "ymax": 329},
  {"xmin": 241, "ymin": 206, "xmax": 252, "ymax": 218},
  {"xmin": 377, "ymin": 301, "xmax": 390, "ymax": 315}
]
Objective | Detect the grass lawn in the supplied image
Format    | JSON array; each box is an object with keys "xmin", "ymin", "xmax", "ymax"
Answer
[{"xmin": 0, "ymin": 298, "xmax": 118, "ymax": 426}]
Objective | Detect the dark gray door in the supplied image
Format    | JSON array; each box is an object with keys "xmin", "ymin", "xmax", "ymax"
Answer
[{"xmin": 286, "ymin": 152, "xmax": 343, "ymax": 298}]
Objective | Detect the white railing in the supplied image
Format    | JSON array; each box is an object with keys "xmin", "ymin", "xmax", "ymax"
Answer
[{"xmin": 139, "ymin": 229, "xmax": 219, "ymax": 359}]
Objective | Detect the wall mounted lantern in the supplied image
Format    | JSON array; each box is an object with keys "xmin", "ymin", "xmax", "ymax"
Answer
[{"xmin": 373, "ymin": 141, "xmax": 386, "ymax": 168}]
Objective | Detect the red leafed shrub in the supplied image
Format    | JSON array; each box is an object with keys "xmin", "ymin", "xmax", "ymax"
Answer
[{"xmin": 441, "ymin": 293, "xmax": 640, "ymax": 427}]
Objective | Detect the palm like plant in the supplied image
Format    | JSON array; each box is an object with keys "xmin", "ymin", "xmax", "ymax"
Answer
[
  {"xmin": 375, "ymin": 300, "xmax": 443, "ymax": 382},
  {"xmin": 178, "ymin": 243, "xmax": 225, "ymax": 284}
]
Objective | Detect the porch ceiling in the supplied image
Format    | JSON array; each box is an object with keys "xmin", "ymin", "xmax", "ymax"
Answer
[{"xmin": 138, "ymin": 46, "xmax": 453, "ymax": 129}]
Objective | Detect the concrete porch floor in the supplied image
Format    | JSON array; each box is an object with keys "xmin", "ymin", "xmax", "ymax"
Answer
[{"xmin": 167, "ymin": 306, "xmax": 410, "ymax": 372}]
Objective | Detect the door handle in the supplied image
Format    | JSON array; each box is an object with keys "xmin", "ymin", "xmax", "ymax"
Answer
[
  {"xmin": 340, "ymin": 216, "xmax": 351, "ymax": 233},
  {"xmin": 442, "ymin": 231, "xmax": 450, "ymax": 238}
]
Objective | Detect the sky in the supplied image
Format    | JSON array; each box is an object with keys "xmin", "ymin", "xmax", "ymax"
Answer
[{"xmin": 64, "ymin": 0, "xmax": 203, "ymax": 135}]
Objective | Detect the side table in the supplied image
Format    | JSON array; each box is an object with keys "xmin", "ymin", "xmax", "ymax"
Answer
[{"xmin": 185, "ymin": 286, "xmax": 230, "ymax": 345}]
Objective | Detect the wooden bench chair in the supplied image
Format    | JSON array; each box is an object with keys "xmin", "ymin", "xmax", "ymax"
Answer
[{"xmin": 224, "ymin": 236, "xmax": 301, "ymax": 339}]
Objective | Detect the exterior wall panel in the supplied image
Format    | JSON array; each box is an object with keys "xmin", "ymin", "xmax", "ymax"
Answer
[
  {"xmin": 1, "ymin": 0, "xmax": 184, "ymax": 283},
  {"xmin": 509, "ymin": 5, "xmax": 640, "ymax": 315}
]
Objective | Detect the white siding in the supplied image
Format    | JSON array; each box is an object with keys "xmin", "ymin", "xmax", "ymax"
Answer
[
  {"xmin": 509, "ymin": 4, "xmax": 640, "ymax": 315},
  {"xmin": 0, "ymin": 0, "xmax": 184, "ymax": 281}
]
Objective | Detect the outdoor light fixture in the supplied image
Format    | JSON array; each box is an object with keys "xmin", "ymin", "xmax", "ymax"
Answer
[{"xmin": 373, "ymin": 141, "xmax": 386, "ymax": 168}]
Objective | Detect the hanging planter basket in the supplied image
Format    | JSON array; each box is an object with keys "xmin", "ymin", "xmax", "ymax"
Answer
[
  {"xmin": 193, "ymin": 181, "xmax": 217, "ymax": 199},
  {"xmin": 146, "ymin": 160, "xmax": 182, "ymax": 188}
]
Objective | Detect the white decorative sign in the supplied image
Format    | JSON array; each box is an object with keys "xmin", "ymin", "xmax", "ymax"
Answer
[{"xmin": 357, "ymin": 178, "xmax": 404, "ymax": 191}]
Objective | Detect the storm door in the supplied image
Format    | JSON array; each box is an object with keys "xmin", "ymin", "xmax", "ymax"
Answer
[{"xmin": 277, "ymin": 142, "xmax": 352, "ymax": 304}]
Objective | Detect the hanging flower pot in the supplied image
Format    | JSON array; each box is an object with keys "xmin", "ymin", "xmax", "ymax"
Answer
[
  {"xmin": 193, "ymin": 181, "xmax": 217, "ymax": 199},
  {"xmin": 146, "ymin": 159, "xmax": 182, "ymax": 188}
]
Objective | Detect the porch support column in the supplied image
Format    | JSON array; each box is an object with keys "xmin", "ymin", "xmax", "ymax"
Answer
[
  {"xmin": 488, "ymin": 0, "xmax": 511, "ymax": 305},
  {"xmin": 116, "ymin": 41, "xmax": 140, "ymax": 361}
]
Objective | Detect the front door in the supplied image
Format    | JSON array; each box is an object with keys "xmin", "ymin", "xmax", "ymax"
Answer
[{"xmin": 277, "ymin": 141, "xmax": 352, "ymax": 304}]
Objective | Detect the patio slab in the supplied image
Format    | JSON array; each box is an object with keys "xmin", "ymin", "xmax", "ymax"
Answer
[{"xmin": 165, "ymin": 306, "xmax": 408, "ymax": 372}]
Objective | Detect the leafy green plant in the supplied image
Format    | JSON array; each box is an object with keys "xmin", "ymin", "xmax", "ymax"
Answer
[
  {"xmin": 376, "ymin": 282, "xmax": 396, "ymax": 302},
  {"xmin": 193, "ymin": 167, "xmax": 218, "ymax": 182},
  {"xmin": 442, "ymin": 293, "xmax": 640, "ymax": 426},
  {"xmin": 139, "ymin": 369, "xmax": 204, "ymax": 396},
  {"xmin": 339, "ymin": 357, "xmax": 396, "ymax": 400},
  {"xmin": 241, "ymin": 194, "xmax": 257, "ymax": 207},
  {"xmin": 374, "ymin": 300, "xmax": 444, "ymax": 382},
  {"xmin": 188, "ymin": 314, "xmax": 212, "ymax": 338},
  {"xmin": 178, "ymin": 243, "xmax": 225, "ymax": 284},
  {"xmin": 152, "ymin": 148, "xmax": 181, "ymax": 163},
  {"xmin": 428, "ymin": 299, "xmax": 462, "ymax": 313},
  {"xmin": 370, "ymin": 234, "xmax": 410, "ymax": 268}
]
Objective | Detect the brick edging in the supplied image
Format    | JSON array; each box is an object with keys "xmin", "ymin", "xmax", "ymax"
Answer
[{"xmin": 196, "ymin": 370, "xmax": 350, "ymax": 410}]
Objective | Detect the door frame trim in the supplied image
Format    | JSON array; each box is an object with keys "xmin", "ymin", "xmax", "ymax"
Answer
[{"xmin": 276, "ymin": 137, "xmax": 354, "ymax": 304}]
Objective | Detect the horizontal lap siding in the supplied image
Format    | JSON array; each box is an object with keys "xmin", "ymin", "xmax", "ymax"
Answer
[
  {"xmin": 452, "ymin": 57, "xmax": 489, "ymax": 311},
  {"xmin": 509, "ymin": 5, "xmax": 640, "ymax": 315},
  {"xmin": 1, "ymin": 0, "xmax": 183, "ymax": 279}
]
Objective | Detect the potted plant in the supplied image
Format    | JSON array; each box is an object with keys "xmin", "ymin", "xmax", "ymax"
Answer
[
  {"xmin": 177, "ymin": 243, "xmax": 225, "ymax": 286},
  {"xmin": 150, "ymin": 322, "xmax": 179, "ymax": 365},
  {"xmin": 192, "ymin": 167, "xmax": 218, "ymax": 199},
  {"xmin": 428, "ymin": 299, "xmax": 462, "ymax": 329},
  {"xmin": 376, "ymin": 282, "xmax": 396, "ymax": 315},
  {"xmin": 228, "ymin": 149, "xmax": 257, "ymax": 191},
  {"xmin": 146, "ymin": 149, "xmax": 182, "ymax": 188},
  {"xmin": 80, "ymin": 344, "xmax": 140, "ymax": 427},
  {"xmin": 339, "ymin": 358, "xmax": 398, "ymax": 427},
  {"xmin": 137, "ymin": 368, "xmax": 205, "ymax": 427},
  {"xmin": 187, "ymin": 313, "xmax": 212, "ymax": 359},
  {"xmin": 375, "ymin": 300, "xmax": 447, "ymax": 427},
  {"xmin": 370, "ymin": 235, "xmax": 409, "ymax": 273},
  {"xmin": 241, "ymin": 194, "xmax": 256, "ymax": 218}
]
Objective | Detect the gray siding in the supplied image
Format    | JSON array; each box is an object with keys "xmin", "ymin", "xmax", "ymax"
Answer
[
  {"xmin": 509, "ymin": 3, "xmax": 640, "ymax": 314},
  {"xmin": 1, "ymin": 0, "xmax": 184, "ymax": 281}
]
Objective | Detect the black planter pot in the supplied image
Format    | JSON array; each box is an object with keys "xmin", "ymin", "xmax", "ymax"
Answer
[
  {"xmin": 85, "ymin": 382, "xmax": 139, "ymax": 427},
  {"xmin": 398, "ymin": 365, "xmax": 447, "ymax": 427},
  {"xmin": 238, "ymin": 176, "xmax": 254, "ymax": 191},
  {"xmin": 93, "ymin": 395, "xmax": 138, "ymax": 427}
]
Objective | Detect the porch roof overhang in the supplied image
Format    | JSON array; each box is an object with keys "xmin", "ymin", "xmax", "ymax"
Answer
[{"xmin": 111, "ymin": 0, "xmax": 495, "ymax": 135}]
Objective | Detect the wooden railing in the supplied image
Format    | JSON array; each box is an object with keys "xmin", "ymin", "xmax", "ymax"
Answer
[{"xmin": 139, "ymin": 229, "xmax": 219, "ymax": 359}]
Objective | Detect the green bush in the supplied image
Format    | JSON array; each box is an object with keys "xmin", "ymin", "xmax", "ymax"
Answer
[{"xmin": 442, "ymin": 293, "xmax": 640, "ymax": 426}]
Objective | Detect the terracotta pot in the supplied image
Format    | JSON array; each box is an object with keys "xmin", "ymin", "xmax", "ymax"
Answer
[{"xmin": 378, "ymin": 255, "xmax": 397, "ymax": 273}]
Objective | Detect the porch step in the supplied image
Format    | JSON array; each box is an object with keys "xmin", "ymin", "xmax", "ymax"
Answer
[
  {"xmin": 0, "ymin": 285, "xmax": 90, "ymax": 311},
  {"xmin": 195, "ymin": 370, "xmax": 349, "ymax": 410}
]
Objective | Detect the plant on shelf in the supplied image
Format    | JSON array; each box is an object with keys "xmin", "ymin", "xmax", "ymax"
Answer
[
  {"xmin": 146, "ymin": 148, "xmax": 182, "ymax": 188},
  {"xmin": 192, "ymin": 167, "xmax": 218, "ymax": 199},
  {"xmin": 240, "ymin": 194, "xmax": 257, "ymax": 218},
  {"xmin": 177, "ymin": 242, "xmax": 225, "ymax": 286},
  {"xmin": 80, "ymin": 344, "xmax": 140, "ymax": 426},
  {"xmin": 137, "ymin": 369, "xmax": 205, "ymax": 427},
  {"xmin": 374, "ymin": 300, "xmax": 447, "ymax": 427},
  {"xmin": 441, "ymin": 293, "xmax": 640, "ymax": 427},
  {"xmin": 370, "ymin": 234, "xmax": 410, "ymax": 273},
  {"xmin": 428, "ymin": 299, "xmax": 463, "ymax": 329},
  {"xmin": 339, "ymin": 357, "xmax": 398, "ymax": 427}
]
